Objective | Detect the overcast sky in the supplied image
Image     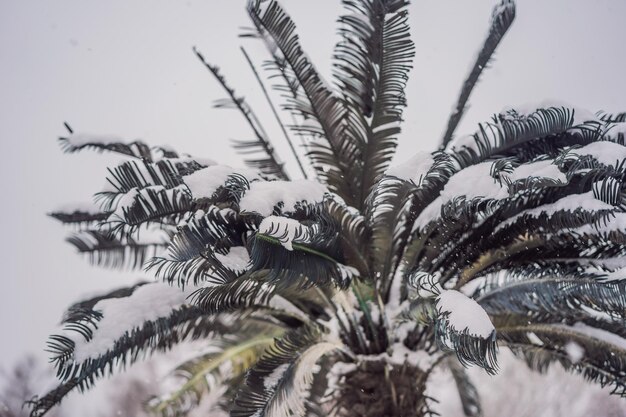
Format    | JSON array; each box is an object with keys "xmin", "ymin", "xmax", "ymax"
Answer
[{"xmin": 1, "ymin": 0, "xmax": 625, "ymax": 374}]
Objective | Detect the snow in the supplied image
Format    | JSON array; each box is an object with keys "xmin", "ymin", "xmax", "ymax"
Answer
[
  {"xmin": 436, "ymin": 290, "xmax": 494, "ymax": 338},
  {"xmin": 571, "ymin": 213, "xmax": 626, "ymax": 236},
  {"xmin": 414, "ymin": 162, "xmax": 507, "ymax": 229},
  {"xmin": 446, "ymin": 133, "xmax": 476, "ymax": 151},
  {"xmin": 601, "ymin": 268, "xmax": 626, "ymax": 282},
  {"xmin": 53, "ymin": 201, "xmax": 102, "ymax": 214},
  {"xmin": 70, "ymin": 283, "xmax": 188, "ymax": 362},
  {"xmin": 501, "ymin": 100, "xmax": 599, "ymax": 126},
  {"xmin": 442, "ymin": 162, "xmax": 508, "ymax": 201},
  {"xmin": 372, "ymin": 120, "xmax": 401, "ymax": 134},
  {"xmin": 565, "ymin": 341, "xmax": 585, "ymax": 363},
  {"xmin": 604, "ymin": 122, "xmax": 626, "ymax": 141},
  {"xmin": 386, "ymin": 342, "xmax": 435, "ymax": 369},
  {"xmin": 239, "ymin": 180, "xmax": 327, "ymax": 216},
  {"xmin": 507, "ymin": 159, "xmax": 567, "ymax": 183},
  {"xmin": 490, "ymin": 0, "xmax": 514, "ymax": 23},
  {"xmin": 568, "ymin": 141, "xmax": 626, "ymax": 167},
  {"xmin": 413, "ymin": 196, "xmax": 443, "ymax": 230},
  {"xmin": 263, "ymin": 363, "xmax": 290, "ymax": 389},
  {"xmin": 563, "ymin": 322, "xmax": 626, "ymax": 351},
  {"xmin": 268, "ymin": 295, "xmax": 309, "ymax": 322},
  {"xmin": 386, "ymin": 151, "xmax": 435, "ymax": 186},
  {"xmin": 183, "ymin": 165, "xmax": 258, "ymax": 199},
  {"xmin": 65, "ymin": 133, "xmax": 128, "ymax": 147},
  {"xmin": 258, "ymin": 216, "xmax": 312, "ymax": 251},
  {"xmin": 109, "ymin": 188, "xmax": 140, "ymax": 219},
  {"xmin": 497, "ymin": 191, "xmax": 614, "ymax": 231},
  {"xmin": 527, "ymin": 332, "xmax": 544, "ymax": 346},
  {"xmin": 214, "ymin": 246, "xmax": 250, "ymax": 273},
  {"xmin": 336, "ymin": 263, "xmax": 360, "ymax": 281}
]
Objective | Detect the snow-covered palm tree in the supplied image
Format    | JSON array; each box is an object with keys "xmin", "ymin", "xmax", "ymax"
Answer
[{"xmin": 31, "ymin": 1, "xmax": 626, "ymax": 416}]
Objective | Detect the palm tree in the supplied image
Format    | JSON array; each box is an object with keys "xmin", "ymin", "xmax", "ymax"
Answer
[{"xmin": 30, "ymin": 0, "xmax": 626, "ymax": 416}]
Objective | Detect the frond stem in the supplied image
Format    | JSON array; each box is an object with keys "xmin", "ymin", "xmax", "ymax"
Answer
[{"xmin": 240, "ymin": 46, "xmax": 309, "ymax": 179}]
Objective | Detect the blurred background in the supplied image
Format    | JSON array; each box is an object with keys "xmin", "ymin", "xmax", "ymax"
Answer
[{"xmin": 1, "ymin": 0, "xmax": 625, "ymax": 415}]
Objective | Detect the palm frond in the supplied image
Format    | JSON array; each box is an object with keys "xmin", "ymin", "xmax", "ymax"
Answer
[
  {"xmin": 193, "ymin": 47, "xmax": 287, "ymax": 180},
  {"xmin": 434, "ymin": 290, "xmax": 498, "ymax": 374},
  {"xmin": 496, "ymin": 321, "xmax": 626, "ymax": 396},
  {"xmin": 107, "ymin": 185, "xmax": 193, "ymax": 233},
  {"xmin": 189, "ymin": 274, "xmax": 274, "ymax": 314},
  {"xmin": 150, "ymin": 331, "xmax": 282, "ymax": 417},
  {"xmin": 231, "ymin": 326, "xmax": 339, "ymax": 417},
  {"xmin": 67, "ymin": 229, "xmax": 168, "ymax": 270},
  {"xmin": 447, "ymin": 356, "xmax": 482, "ymax": 417},
  {"xmin": 446, "ymin": 106, "xmax": 579, "ymax": 167},
  {"xmin": 49, "ymin": 206, "xmax": 109, "ymax": 225},
  {"xmin": 246, "ymin": 0, "xmax": 363, "ymax": 205},
  {"xmin": 241, "ymin": 46, "xmax": 309, "ymax": 179},
  {"xmin": 441, "ymin": 0, "xmax": 515, "ymax": 147},
  {"xmin": 146, "ymin": 206, "xmax": 250, "ymax": 287},
  {"xmin": 598, "ymin": 111, "xmax": 626, "ymax": 123},
  {"xmin": 59, "ymin": 128, "xmax": 179, "ymax": 162},
  {"xmin": 476, "ymin": 274, "xmax": 626, "ymax": 321},
  {"xmin": 103, "ymin": 159, "xmax": 187, "ymax": 194},
  {"xmin": 32, "ymin": 305, "xmax": 233, "ymax": 417},
  {"xmin": 249, "ymin": 227, "xmax": 353, "ymax": 290},
  {"xmin": 334, "ymin": 0, "xmax": 415, "ymax": 202}
]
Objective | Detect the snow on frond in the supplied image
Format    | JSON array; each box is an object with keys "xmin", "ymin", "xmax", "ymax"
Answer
[
  {"xmin": 565, "ymin": 341, "xmax": 585, "ymax": 363},
  {"xmin": 571, "ymin": 213, "xmax": 626, "ymax": 237},
  {"xmin": 413, "ymin": 161, "xmax": 507, "ymax": 229},
  {"xmin": 445, "ymin": 105, "xmax": 577, "ymax": 162},
  {"xmin": 437, "ymin": 290, "xmax": 494, "ymax": 339},
  {"xmin": 214, "ymin": 246, "xmax": 251, "ymax": 273},
  {"xmin": 386, "ymin": 151, "xmax": 435, "ymax": 186},
  {"xmin": 53, "ymin": 201, "xmax": 102, "ymax": 215},
  {"xmin": 561, "ymin": 322, "xmax": 626, "ymax": 350},
  {"xmin": 68, "ymin": 283, "xmax": 189, "ymax": 362},
  {"xmin": 507, "ymin": 159, "xmax": 567, "ymax": 183},
  {"xmin": 183, "ymin": 165, "xmax": 259, "ymax": 199},
  {"xmin": 496, "ymin": 191, "xmax": 614, "ymax": 231},
  {"xmin": 604, "ymin": 122, "xmax": 626, "ymax": 141},
  {"xmin": 435, "ymin": 290, "xmax": 497, "ymax": 373},
  {"xmin": 258, "ymin": 216, "xmax": 316, "ymax": 251},
  {"xmin": 598, "ymin": 111, "xmax": 626, "ymax": 123},
  {"xmin": 336, "ymin": 263, "xmax": 360, "ymax": 281},
  {"xmin": 440, "ymin": 162, "xmax": 508, "ymax": 201},
  {"xmin": 65, "ymin": 133, "xmax": 129, "ymax": 147},
  {"xmin": 60, "ymin": 132, "xmax": 181, "ymax": 161},
  {"xmin": 49, "ymin": 201, "xmax": 109, "ymax": 224},
  {"xmin": 409, "ymin": 271, "xmax": 443, "ymax": 298},
  {"xmin": 568, "ymin": 141, "xmax": 626, "ymax": 167},
  {"xmin": 501, "ymin": 100, "xmax": 599, "ymax": 126},
  {"xmin": 239, "ymin": 180, "xmax": 327, "ymax": 216},
  {"xmin": 257, "ymin": 341, "xmax": 340, "ymax": 417}
]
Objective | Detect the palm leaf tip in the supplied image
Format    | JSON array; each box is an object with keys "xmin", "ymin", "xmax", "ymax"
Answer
[{"xmin": 441, "ymin": 0, "xmax": 516, "ymax": 147}]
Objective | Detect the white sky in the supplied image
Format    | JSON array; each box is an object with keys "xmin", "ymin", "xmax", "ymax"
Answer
[{"xmin": 1, "ymin": 0, "xmax": 625, "ymax": 373}]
